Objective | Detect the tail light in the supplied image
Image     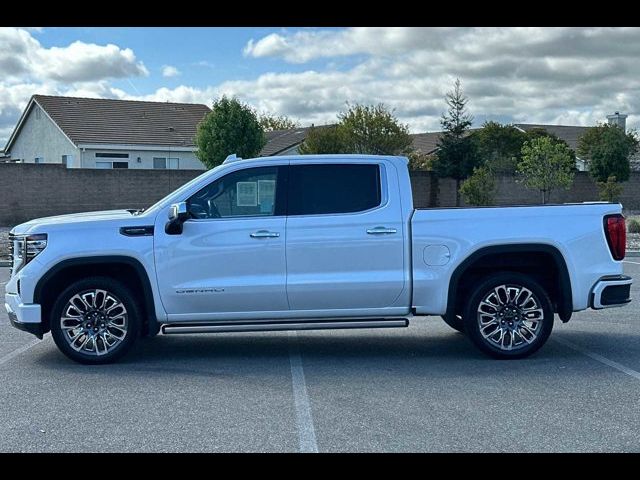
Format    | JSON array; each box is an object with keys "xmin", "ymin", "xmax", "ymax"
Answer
[{"xmin": 604, "ymin": 214, "xmax": 626, "ymax": 261}]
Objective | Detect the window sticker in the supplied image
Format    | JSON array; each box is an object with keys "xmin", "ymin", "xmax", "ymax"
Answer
[
  {"xmin": 237, "ymin": 181, "xmax": 258, "ymax": 206},
  {"xmin": 258, "ymin": 179, "xmax": 275, "ymax": 202}
]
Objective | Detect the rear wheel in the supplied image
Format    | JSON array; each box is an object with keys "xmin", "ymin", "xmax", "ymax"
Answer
[
  {"xmin": 50, "ymin": 277, "xmax": 141, "ymax": 364},
  {"xmin": 463, "ymin": 272, "xmax": 554, "ymax": 359}
]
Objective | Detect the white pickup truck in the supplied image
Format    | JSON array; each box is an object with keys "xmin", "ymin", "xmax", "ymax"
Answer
[{"xmin": 4, "ymin": 155, "xmax": 633, "ymax": 364}]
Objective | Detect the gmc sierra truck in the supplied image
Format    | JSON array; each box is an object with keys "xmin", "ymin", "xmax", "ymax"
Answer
[{"xmin": 4, "ymin": 155, "xmax": 633, "ymax": 364}]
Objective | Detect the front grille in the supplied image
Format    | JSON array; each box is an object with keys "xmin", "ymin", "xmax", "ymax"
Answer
[{"xmin": 7, "ymin": 233, "xmax": 17, "ymax": 277}]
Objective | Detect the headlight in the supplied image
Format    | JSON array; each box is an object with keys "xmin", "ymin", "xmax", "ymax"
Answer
[{"xmin": 9, "ymin": 233, "xmax": 47, "ymax": 274}]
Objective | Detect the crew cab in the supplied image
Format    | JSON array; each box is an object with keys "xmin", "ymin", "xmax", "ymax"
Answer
[{"xmin": 4, "ymin": 155, "xmax": 633, "ymax": 363}]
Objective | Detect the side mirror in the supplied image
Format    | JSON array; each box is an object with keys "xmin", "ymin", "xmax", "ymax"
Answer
[{"xmin": 165, "ymin": 202, "xmax": 190, "ymax": 235}]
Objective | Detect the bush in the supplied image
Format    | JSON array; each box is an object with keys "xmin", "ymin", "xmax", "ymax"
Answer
[
  {"xmin": 597, "ymin": 175, "xmax": 624, "ymax": 203},
  {"xmin": 628, "ymin": 219, "xmax": 640, "ymax": 233},
  {"xmin": 407, "ymin": 150, "xmax": 435, "ymax": 171},
  {"xmin": 459, "ymin": 166, "xmax": 496, "ymax": 206}
]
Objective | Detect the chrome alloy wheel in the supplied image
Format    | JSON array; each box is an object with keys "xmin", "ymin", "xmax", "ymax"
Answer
[
  {"xmin": 477, "ymin": 284, "xmax": 544, "ymax": 351},
  {"xmin": 59, "ymin": 289, "xmax": 128, "ymax": 356}
]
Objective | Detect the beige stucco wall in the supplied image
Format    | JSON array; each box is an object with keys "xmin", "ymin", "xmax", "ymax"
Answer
[
  {"xmin": 7, "ymin": 104, "xmax": 79, "ymax": 166},
  {"xmin": 79, "ymin": 147, "xmax": 206, "ymax": 170}
]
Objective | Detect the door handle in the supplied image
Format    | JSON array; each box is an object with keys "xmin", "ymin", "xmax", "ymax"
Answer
[
  {"xmin": 366, "ymin": 226, "xmax": 397, "ymax": 235},
  {"xmin": 250, "ymin": 230, "xmax": 280, "ymax": 238}
]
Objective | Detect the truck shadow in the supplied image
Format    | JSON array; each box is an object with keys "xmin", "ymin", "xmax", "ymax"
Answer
[{"xmin": 32, "ymin": 328, "xmax": 640, "ymax": 375}]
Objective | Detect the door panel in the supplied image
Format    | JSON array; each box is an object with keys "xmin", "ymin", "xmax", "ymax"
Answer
[
  {"xmin": 155, "ymin": 217, "xmax": 287, "ymax": 315},
  {"xmin": 285, "ymin": 162, "xmax": 405, "ymax": 311},
  {"xmin": 153, "ymin": 165, "xmax": 288, "ymax": 319}
]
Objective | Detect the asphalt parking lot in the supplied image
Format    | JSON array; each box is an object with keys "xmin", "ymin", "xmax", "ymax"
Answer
[{"xmin": 1, "ymin": 262, "xmax": 639, "ymax": 453}]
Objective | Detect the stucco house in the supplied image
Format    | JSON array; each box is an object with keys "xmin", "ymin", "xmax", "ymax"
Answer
[{"xmin": 3, "ymin": 95, "xmax": 211, "ymax": 170}]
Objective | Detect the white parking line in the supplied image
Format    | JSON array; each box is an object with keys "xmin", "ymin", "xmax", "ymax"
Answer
[
  {"xmin": 623, "ymin": 260, "xmax": 640, "ymax": 265},
  {"xmin": 288, "ymin": 331, "xmax": 319, "ymax": 453},
  {"xmin": 0, "ymin": 339, "xmax": 42, "ymax": 367},
  {"xmin": 555, "ymin": 337, "xmax": 640, "ymax": 381}
]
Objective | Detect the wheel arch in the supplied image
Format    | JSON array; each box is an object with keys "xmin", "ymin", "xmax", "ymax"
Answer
[
  {"xmin": 446, "ymin": 244, "xmax": 573, "ymax": 322},
  {"xmin": 33, "ymin": 256, "xmax": 159, "ymax": 336}
]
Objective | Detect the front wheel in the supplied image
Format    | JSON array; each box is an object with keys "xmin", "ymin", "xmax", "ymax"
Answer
[
  {"xmin": 50, "ymin": 277, "xmax": 141, "ymax": 364},
  {"xmin": 463, "ymin": 272, "xmax": 554, "ymax": 359}
]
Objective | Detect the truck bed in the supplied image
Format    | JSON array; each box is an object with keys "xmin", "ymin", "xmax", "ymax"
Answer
[{"xmin": 410, "ymin": 202, "xmax": 624, "ymax": 315}]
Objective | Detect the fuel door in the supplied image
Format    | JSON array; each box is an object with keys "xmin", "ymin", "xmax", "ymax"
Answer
[{"xmin": 423, "ymin": 244, "xmax": 451, "ymax": 266}]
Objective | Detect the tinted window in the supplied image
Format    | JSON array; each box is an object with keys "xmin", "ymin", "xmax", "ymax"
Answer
[
  {"xmin": 288, "ymin": 164, "xmax": 381, "ymax": 215},
  {"xmin": 188, "ymin": 166, "xmax": 280, "ymax": 219}
]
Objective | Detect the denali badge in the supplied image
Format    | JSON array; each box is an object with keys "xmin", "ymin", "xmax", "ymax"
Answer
[{"xmin": 176, "ymin": 288, "xmax": 225, "ymax": 294}]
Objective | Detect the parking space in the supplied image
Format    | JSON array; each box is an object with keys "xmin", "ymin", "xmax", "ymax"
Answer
[{"xmin": 1, "ymin": 263, "xmax": 639, "ymax": 452}]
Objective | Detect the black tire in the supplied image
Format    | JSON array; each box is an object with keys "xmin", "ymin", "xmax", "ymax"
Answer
[
  {"xmin": 463, "ymin": 272, "xmax": 554, "ymax": 359},
  {"xmin": 441, "ymin": 314, "xmax": 465, "ymax": 333},
  {"xmin": 50, "ymin": 276, "xmax": 141, "ymax": 364}
]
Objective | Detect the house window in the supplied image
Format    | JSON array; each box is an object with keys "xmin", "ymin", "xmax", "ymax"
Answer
[
  {"xmin": 95, "ymin": 161, "xmax": 128, "ymax": 169},
  {"xmin": 61, "ymin": 155, "xmax": 73, "ymax": 167},
  {"xmin": 153, "ymin": 157, "xmax": 180, "ymax": 169},
  {"xmin": 95, "ymin": 152, "xmax": 130, "ymax": 158},
  {"xmin": 34, "ymin": 157, "xmax": 44, "ymax": 164},
  {"xmin": 153, "ymin": 157, "xmax": 166, "ymax": 169}
]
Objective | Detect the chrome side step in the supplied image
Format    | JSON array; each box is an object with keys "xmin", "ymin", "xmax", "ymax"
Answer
[{"xmin": 161, "ymin": 318, "xmax": 409, "ymax": 335}]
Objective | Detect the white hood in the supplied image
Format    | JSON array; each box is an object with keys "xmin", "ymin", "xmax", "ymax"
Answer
[{"xmin": 10, "ymin": 210, "xmax": 139, "ymax": 235}]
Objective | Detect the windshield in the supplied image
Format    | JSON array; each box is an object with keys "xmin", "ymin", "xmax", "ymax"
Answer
[{"xmin": 142, "ymin": 164, "xmax": 226, "ymax": 215}]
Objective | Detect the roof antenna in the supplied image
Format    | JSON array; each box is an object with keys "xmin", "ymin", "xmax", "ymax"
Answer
[{"xmin": 223, "ymin": 153, "xmax": 242, "ymax": 164}]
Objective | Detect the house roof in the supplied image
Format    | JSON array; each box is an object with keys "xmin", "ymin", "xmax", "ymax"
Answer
[
  {"xmin": 513, "ymin": 123, "xmax": 590, "ymax": 152},
  {"xmin": 260, "ymin": 127, "xmax": 313, "ymax": 156},
  {"xmin": 259, "ymin": 124, "xmax": 341, "ymax": 156},
  {"xmin": 6, "ymin": 95, "xmax": 210, "ymax": 150},
  {"xmin": 409, "ymin": 129, "xmax": 481, "ymax": 155},
  {"xmin": 409, "ymin": 132, "xmax": 442, "ymax": 155},
  {"xmin": 258, "ymin": 127, "xmax": 481, "ymax": 157}
]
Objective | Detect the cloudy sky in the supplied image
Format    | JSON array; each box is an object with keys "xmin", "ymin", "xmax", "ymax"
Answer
[{"xmin": 2, "ymin": 26, "xmax": 640, "ymax": 146}]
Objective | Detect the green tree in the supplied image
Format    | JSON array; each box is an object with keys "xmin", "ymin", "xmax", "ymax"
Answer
[
  {"xmin": 258, "ymin": 113, "xmax": 299, "ymax": 132},
  {"xmin": 597, "ymin": 175, "xmax": 624, "ymax": 202},
  {"xmin": 472, "ymin": 121, "xmax": 527, "ymax": 174},
  {"xmin": 431, "ymin": 79, "xmax": 479, "ymax": 206},
  {"xmin": 578, "ymin": 123, "xmax": 639, "ymax": 182},
  {"xmin": 298, "ymin": 103, "xmax": 412, "ymax": 155},
  {"xmin": 407, "ymin": 150, "xmax": 435, "ymax": 171},
  {"xmin": 195, "ymin": 96, "xmax": 266, "ymax": 169},
  {"xmin": 517, "ymin": 136, "xmax": 575, "ymax": 204},
  {"xmin": 337, "ymin": 103, "xmax": 412, "ymax": 155},
  {"xmin": 298, "ymin": 125, "xmax": 345, "ymax": 154},
  {"xmin": 459, "ymin": 166, "xmax": 496, "ymax": 206}
]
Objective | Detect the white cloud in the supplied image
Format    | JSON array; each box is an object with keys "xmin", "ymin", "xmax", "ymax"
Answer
[
  {"xmin": 3, "ymin": 27, "xmax": 640, "ymax": 148},
  {"xmin": 161, "ymin": 65, "xmax": 181, "ymax": 77},
  {"xmin": 0, "ymin": 27, "xmax": 149, "ymax": 147},
  {"xmin": 243, "ymin": 27, "xmax": 459, "ymax": 63},
  {"xmin": 0, "ymin": 28, "xmax": 148, "ymax": 83},
  {"xmin": 237, "ymin": 27, "xmax": 640, "ymax": 132}
]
